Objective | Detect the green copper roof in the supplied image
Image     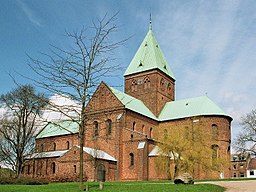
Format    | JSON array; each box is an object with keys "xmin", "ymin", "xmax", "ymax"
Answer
[
  {"xmin": 36, "ymin": 120, "xmax": 79, "ymax": 139},
  {"xmin": 158, "ymin": 96, "xmax": 231, "ymax": 121},
  {"xmin": 109, "ymin": 87, "xmax": 157, "ymax": 120},
  {"xmin": 124, "ymin": 28, "xmax": 175, "ymax": 80}
]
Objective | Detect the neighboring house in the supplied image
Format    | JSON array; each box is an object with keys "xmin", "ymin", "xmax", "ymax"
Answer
[
  {"xmin": 22, "ymin": 21, "xmax": 232, "ymax": 182},
  {"xmin": 247, "ymin": 158, "xmax": 256, "ymax": 178},
  {"xmin": 230, "ymin": 153, "xmax": 250, "ymax": 178}
]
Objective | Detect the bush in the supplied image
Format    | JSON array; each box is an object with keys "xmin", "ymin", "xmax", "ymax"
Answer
[
  {"xmin": 0, "ymin": 177, "xmax": 49, "ymax": 185},
  {"xmin": 0, "ymin": 177, "xmax": 14, "ymax": 184},
  {"xmin": 14, "ymin": 178, "xmax": 49, "ymax": 185}
]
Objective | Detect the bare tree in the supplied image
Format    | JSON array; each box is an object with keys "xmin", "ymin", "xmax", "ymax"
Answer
[
  {"xmin": 0, "ymin": 85, "xmax": 48, "ymax": 176},
  {"xmin": 235, "ymin": 109, "xmax": 256, "ymax": 156},
  {"xmin": 27, "ymin": 13, "xmax": 127, "ymax": 191}
]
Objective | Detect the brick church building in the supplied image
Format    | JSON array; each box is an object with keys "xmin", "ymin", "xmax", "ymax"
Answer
[{"xmin": 23, "ymin": 22, "xmax": 232, "ymax": 182}]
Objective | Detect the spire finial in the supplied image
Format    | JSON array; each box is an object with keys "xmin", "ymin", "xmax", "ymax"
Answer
[{"xmin": 149, "ymin": 13, "xmax": 152, "ymax": 31}]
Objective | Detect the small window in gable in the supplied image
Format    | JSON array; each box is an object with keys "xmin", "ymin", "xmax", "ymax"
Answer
[
  {"xmin": 94, "ymin": 121, "xmax": 99, "ymax": 137},
  {"xmin": 106, "ymin": 119, "xmax": 112, "ymax": 136}
]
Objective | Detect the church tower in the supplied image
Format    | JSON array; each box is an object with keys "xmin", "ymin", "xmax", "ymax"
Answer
[{"xmin": 124, "ymin": 19, "xmax": 176, "ymax": 116}]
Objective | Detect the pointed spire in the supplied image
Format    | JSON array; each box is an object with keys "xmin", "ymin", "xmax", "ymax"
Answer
[{"xmin": 149, "ymin": 13, "xmax": 152, "ymax": 31}]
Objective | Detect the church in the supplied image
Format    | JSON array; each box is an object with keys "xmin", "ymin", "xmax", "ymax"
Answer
[{"xmin": 23, "ymin": 21, "xmax": 232, "ymax": 182}]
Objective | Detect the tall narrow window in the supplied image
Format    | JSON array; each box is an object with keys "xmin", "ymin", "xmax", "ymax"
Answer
[
  {"xmin": 142, "ymin": 125, "xmax": 145, "ymax": 134},
  {"xmin": 106, "ymin": 119, "xmax": 112, "ymax": 136},
  {"xmin": 131, "ymin": 80, "xmax": 137, "ymax": 92},
  {"xmin": 94, "ymin": 121, "xmax": 99, "ymax": 137},
  {"xmin": 52, "ymin": 162, "xmax": 56, "ymax": 174},
  {"xmin": 129, "ymin": 153, "xmax": 134, "ymax": 166},
  {"xmin": 53, "ymin": 143, "xmax": 56, "ymax": 151},
  {"xmin": 74, "ymin": 165, "xmax": 77, "ymax": 173},
  {"xmin": 40, "ymin": 144, "xmax": 44, "ymax": 152},
  {"xmin": 164, "ymin": 129, "xmax": 168, "ymax": 139},
  {"xmin": 144, "ymin": 77, "xmax": 151, "ymax": 89},
  {"xmin": 132, "ymin": 122, "xmax": 136, "ymax": 131},
  {"xmin": 66, "ymin": 141, "xmax": 70, "ymax": 149},
  {"xmin": 212, "ymin": 124, "xmax": 218, "ymax": 140},
  {"xmin": 212, "ymin": 144, "xmax": 219, "ymax": 159},
  {"xmin": 150, "ymin": 127, "xmax": 153, "ymax": 138}
]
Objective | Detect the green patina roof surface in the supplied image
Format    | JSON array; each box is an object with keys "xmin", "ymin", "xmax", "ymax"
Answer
[
  {"xmin": 124, "ymin": 28, "xmax": 175, "ymax": 80},
  {"xmin": 159, "ymin": 96, "xmax": 230, "ymax": 121},
  {"xmin": 109, "ymin": 87, "xmax": 157, "ymax": 120},
  {"xmin": 36, "ymin": 120, "xmax": 79, "ymax": 139}
]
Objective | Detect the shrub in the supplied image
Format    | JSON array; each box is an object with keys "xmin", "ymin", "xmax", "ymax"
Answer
[{"xmin": 14, "ymin": 178, "xmax": 49, "ymax": 185}]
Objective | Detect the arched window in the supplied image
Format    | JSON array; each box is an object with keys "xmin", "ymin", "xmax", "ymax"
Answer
[
  {"xmin": 66, "ymin": 141, "xmax": 70, "ymax": 149},
  {"xmin": 129, "ymin": 153, "xmax": 134, "ymax": 166},
  {"xmin": 167, "ymin": 83, "xmax": 172, "ymax": 93},
  {"xmin": 106, "ymin": 119, "xmax": 112, "ymax": 136},
  {"xmin": 212, "ymin": 124, "xmax": 218, "ymax": 140},
  {"xmin": 94, "ymin": 121, "xmax": 99, "ymax": 137},
  {"xmin": 212, "ymin": 144, "xmax": 219, "ymax": 159},
  {"xmin": 131, "ymin": 134, "xmax": 134, "ymax": 140},
  {"xmin": 150, "ymin": 127, "xmax": 153, "ymax": 138},
  {"xmin": 52, "ymin": 162, "xmax": 56, "ymax": 174},
  {"xmin": 97, "ymin": 164, "xmax": 106, "ymax": 182},
  {"xmin": 53, "ymin": 143, "xmax": 56, "ymax": 151},
  {"xmin": 160, "ymin": 78, "xmax": 165, "ymax": 90},
  {"xmin": 132, "ymin": 122, "xmax": 136, "ymax": 131},
  {"xmin": 74, "ymin": 165, "xmax": 77, "ymax": 173},
  {"xmin": 142, "ymin": 125, "xmax": 145, "ymax": 134},
  {"xmin": 164, "ymin": 129, "xmax": 168, "ymax": 139},
  {"xmin": 144, "ymin": 77, "xmax": 151, "ymax": 89},
  {"xmin": 131, "ymin": 80, "xmax": 137, "ymax": 92}
]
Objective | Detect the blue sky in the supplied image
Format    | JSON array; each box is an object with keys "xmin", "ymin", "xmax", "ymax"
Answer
[{"xmin": 1, "ymin": 0, "xmax": 256, "ymax": 143}]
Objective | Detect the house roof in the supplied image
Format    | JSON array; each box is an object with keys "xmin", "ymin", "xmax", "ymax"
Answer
[
  {"xmin": 159, "ymin": 96, "xmax": 231, "ymax": 121},
  {"xmin": 148, "ymin": 146, "xmax": 177, "ymax": 159},
  {"xmin": 124, "ymin": 26, "xmax": 175, "ymax": 80},
  {"xmin": 248, "ymin": 158, "xmax": 256, "ymax": 170},
  {"xmin": 36, "ymin": 120, "xmax": 79, "ymax": 139},
  {"xmin": 27, "ymin": 150, "xmax": 68, "ymax": 159},
  {"xmin": 78, "ymin": 146, "xmax": 117, "ymax": 161},
  {"xmin": 109, "ymin": 86, "xmax": 157, "ymax": 120}
]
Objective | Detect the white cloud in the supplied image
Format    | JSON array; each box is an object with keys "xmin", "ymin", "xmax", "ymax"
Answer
[
  {"xmin": 154, "ymin": 0, "xmax": 256, "ymax": 141},
  {"xmin": 17, "ymin": 0, "xmax": 42, "ymax": 27}
]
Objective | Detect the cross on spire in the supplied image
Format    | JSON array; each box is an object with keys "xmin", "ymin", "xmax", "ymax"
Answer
[{"xmin": 149, "ymin": 13, "xmax": 152, "ymax": 31}]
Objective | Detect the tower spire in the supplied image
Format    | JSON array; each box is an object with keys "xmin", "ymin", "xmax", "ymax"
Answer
[{"xmin": 149, "ymin": 13, "xmax": 152, "ymax": 31}]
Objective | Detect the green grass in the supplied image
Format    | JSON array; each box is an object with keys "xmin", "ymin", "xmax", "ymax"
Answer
[{"xmin": 0, "ymin": 181, "xmax": 225, "ymax": 192}]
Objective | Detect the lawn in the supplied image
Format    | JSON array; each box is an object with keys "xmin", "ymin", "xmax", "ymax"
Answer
[{"xmin": 0, "ymin": 181, "xmax": 225, "ymax": 192}]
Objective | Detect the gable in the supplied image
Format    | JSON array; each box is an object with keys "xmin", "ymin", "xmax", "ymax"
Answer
[
  {"xmin": 36, "ymin": 120, "xmax": 79, "ymax": 139},
  {"xmin": 85, "ymin": 82, "xmax": 124, "ymax": 113},
  {"xmin": 109, "ymin": 86, "xmax": 157, "ymax": 120}
]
